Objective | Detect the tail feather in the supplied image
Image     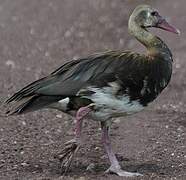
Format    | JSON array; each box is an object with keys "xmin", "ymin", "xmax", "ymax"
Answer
[
  {"xmin": 6, "ymin": 95, "xmax": 36, "ymax": 115},
  {"xmin": 5, "ymin": 76, "xmax": 51, "ymax": 104},
  {"xmin": 4, "ymin": 76, "xmax": 64, "ymax": 115},
  {"xmin": 6, "ymin": 95, "xmax": 63, "ymax": 115}
]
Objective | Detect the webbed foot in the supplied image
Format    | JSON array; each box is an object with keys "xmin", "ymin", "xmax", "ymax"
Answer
[{"xmin": 105, "ymin": 166, "xmax": 143, "ymax": 177}]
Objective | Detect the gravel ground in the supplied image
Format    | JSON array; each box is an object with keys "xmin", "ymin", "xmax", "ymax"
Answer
[{"xmin": 0, "ymin": 0, "xmax": 185, "ymax": 180}]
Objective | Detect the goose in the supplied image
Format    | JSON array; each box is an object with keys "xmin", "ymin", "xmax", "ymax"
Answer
[{"xmin": 4, "ymin": 4, "xmax": 179, "ymax": 177}]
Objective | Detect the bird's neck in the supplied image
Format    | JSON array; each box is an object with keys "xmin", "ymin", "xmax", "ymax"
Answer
[{"xmin": 128, "ymin": 22, "xmax": 172, "ymax": 61}]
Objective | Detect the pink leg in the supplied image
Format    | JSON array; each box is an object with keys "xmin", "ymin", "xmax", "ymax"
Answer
[
  {"xmin": 74, "ymin": 106, "xmax": 92, "ymax": 140},
  {"xmin": 101, "ymin": 121, "xmax": 142, "ymax": 177},
  {"xmin": 59, "ymin": 105, "xmax": 92, "ymax": 174}
]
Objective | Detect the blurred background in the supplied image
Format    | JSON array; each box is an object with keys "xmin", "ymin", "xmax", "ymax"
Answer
[{"xmin": 0, "ymin": 0, "xmax": 185, "ymax": 179}]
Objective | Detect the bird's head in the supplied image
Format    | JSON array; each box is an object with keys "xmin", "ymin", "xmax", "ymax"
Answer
[{"xmin": 129, "ymin": 5, "xmax": 180, "ymax": 35}]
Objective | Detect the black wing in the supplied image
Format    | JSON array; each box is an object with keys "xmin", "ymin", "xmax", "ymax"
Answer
[{"xmin": 5, "ymin": 51, "xmax": 150, "ymax": 114}]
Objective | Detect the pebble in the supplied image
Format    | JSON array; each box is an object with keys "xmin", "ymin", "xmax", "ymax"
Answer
[
  {"xmin": 56, "ymin": 114, "xmax": 62, "ymax": 118},
  {"xmin": 5, "ymin": 60, "xmax": 16, "ymax": 69},
  {"xmin": 95, "ymin": 146, "xmax": 100, "ymax": 151},
  {"xmin": 21, "ymin": 162, "xmax": 29, "ymax": 167},
  {"xmin": 76, "ymin": 177, "xmax": 86, "ymax": 180},
  {"xmin": 177, "ymin": 126, "xmax": 184, "ymax": 132},
  {"xmin": 175, "ymin": 63, "xmax": 181, "ymax": 69},
  {"xmin": 58, "ymin": 176, "xmax": 74, "ymax": 180},
  {"xmin": 21, "ymin": 121, "xmax": 26, "ymax": 126},
  {"xmin": 11, "ymin": 16, "xmax": 18, "ymax": 22},
  {"xmin": 30, "ymin": 28, "xmax": 35, "ymax": 35},
  {"xmin": 45, "ymin": 51, "xmax": 50, "ymax": 57},
  {"xmin": 64, "ymin": 30, "xmax": 71, "ymax": 38}
]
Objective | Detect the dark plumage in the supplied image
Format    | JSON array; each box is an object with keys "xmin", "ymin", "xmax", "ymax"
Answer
[
  {"xmin": 5, "ymin": 50, "xmax": 171, "ymax": 114},
  {"xmin": 4, "ymin": 5, "xmax": 179, "ymax": 177}
]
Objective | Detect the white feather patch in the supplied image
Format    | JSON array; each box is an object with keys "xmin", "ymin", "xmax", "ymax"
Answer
[
  {"xmin": 58, "ymin": 97, "xmax": 70, "ymax": 110},
  {"xmin": 82, "ymin": 86, "xmax": 144, "ymax": 120}
]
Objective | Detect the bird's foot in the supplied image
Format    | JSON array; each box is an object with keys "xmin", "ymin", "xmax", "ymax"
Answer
[
  {"xmin": 57, "ymin": 139, "xmax": 81, "ymax": 174},
  {"xmin": 105, "ymin": 166, "xmax": 143, "ymax": 177}
]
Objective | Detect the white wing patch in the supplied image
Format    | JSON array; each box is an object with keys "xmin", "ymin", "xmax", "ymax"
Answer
[
  {"xmin": 82, "ymin": 85, "xmax": 144, "ymax": 120},
  {"xmin": 48, "ymin": 97, "xmax": 70, "ymax": 112},
  {"xmin": 58, "ymin": 98, "xmax": 70, "ymax": 110}
]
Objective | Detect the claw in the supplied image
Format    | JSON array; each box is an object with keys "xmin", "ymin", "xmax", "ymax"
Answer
[
  {"xmin": 105, "ymin": 166, "xmax": 143, "ymax": 177},
  {"xmin": 57, "ymin": 139, "xmax": 80, "ymax": 174}
]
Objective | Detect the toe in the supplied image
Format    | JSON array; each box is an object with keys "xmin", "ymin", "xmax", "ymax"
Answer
[
  {"xmin": 117, "ymin": 170, "xmax": 143, "ymax": 177},
  {"xmin": 106, "ymin": 167, "xmax": 143, "ymax": 177},
  {"xmin": 59, "ymin": 141, "xmax": 80, "ymax": 174}
]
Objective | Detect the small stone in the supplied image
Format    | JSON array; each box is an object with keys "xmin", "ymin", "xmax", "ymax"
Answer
[
  {"xmin": 73, "ymin": 55, "xmax": 80, "ymax": 60},
  {"xmin": 11, "ymin": 16, "xmax": 18, "ymax": 22},
  {"xmin": 56, "ymin": 114, "xmax": 62, "ymax": 118},
  {"xmin": 45, "ymin": 130, "xmax": 49, "ymax": 134},
  {"xmin": 177, "ymin": 126, "xmax": 184, "ymax": 132},
  {"xmin": 21, "ymin": 121, "xmax": 26, "ymax": 126},
  {"xmin": 64, "ymin": 30, "xmax": 71, "ymax": 38},
  {"xmin": 26, "ymin": 67, "xmax": 31, "ymax": 71},
  {"xmin": 30, "ymin": 28, "xmax": 35, "ymax": 35},
  {"xmin": 21, "ymin": 162, "xmax": 29, "ymax": 167},
  {"xmin": 76, "ymin": 177, "xmax": 86, "ymax": 180},
  {"xmin": 57, "ymin": 129, "xmax": 62, "ymax": 133},
  {"xmin": 13, "ymin": 164, "xmax": 18, "ymax": 169},
  {"xmin": 175, "ymin": 63, "xmax": 181, "ymax": 69},
  {"xmin": 5, "ymin": 60, "xmax": 16, "ymax": 68},
  {"xmin": 0, "ymin": 159, "xmax": 5, "ymax": 163},
  {"xmin": 95, "ymin": 146, "xmax": 100, "ymax": 151},
  {"xmin": 45, "ymin": 51, "xmax": 50, "ymax": 57},
  {"xmin": 58, "ymin": 176, "xmax": 74, "ymax": 180}
]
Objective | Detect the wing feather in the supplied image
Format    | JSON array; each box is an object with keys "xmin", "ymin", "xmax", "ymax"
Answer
[{"xmin": 6, "ymin": 51, "xmax": 147, "ymax": 103}]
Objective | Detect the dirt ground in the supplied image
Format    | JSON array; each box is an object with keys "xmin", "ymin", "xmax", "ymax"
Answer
[{"xmin": 0, "ymin": 0, "xmax": 185, "ymax": 180}]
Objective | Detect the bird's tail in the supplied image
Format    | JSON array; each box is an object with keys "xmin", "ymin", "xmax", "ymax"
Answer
[
  {"xmin": 3, "ymin": 76, "xmax": 63, "ymax": 116},
  {"xmin": 4, "ymin": 94, "xmax": 63, "ymax": 116}
]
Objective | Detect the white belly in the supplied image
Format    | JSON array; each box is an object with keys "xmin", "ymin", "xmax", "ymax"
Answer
[{"xmin": 85, "ymin": 87, "xmax": 144, "ymax": 120}]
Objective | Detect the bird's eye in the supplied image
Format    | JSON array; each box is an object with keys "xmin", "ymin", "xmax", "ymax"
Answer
[{"xmin": 151, "ymin": 11, "xmax": 158, "ymax": 16}]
